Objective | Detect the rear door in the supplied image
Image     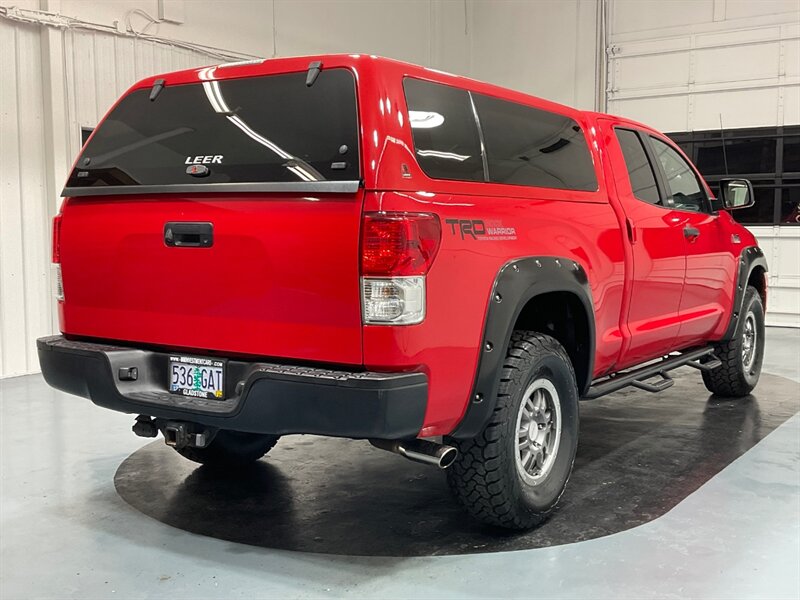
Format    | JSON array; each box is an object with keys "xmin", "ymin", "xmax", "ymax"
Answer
[
  {"xmin": 59, "ymin": 68, "xmax": 365, "ymax": 365},
  {"xmin": 600, "ymin": 120, "xmax": 687, "ymax": 367}
]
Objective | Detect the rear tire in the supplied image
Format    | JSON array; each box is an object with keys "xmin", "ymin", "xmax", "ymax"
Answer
[
  {"xmin": 174, "ymin": 430, "xmax": 279, "ymax": 467},
  {"xmin": 446, "ymin": 331, "xmax": 579, "ymax": 530},
  {"xmin": 703, "ymin": 285, "xmax": 765, "ymax": 397}
]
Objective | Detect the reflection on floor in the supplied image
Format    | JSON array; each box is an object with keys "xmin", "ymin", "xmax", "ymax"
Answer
[{"xmin": 114, "ymin": 373, "xmax": 798, "ymax": 556}]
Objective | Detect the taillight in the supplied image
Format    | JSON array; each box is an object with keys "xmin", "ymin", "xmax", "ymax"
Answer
[
  {"xmin": 360, "ymin": 212, "xmax": 440, "ymax": 325},
  {"xmin": 52, "ymin": 214, "xmax": 62, "ymax": 263},
  {"xmin": 52, "ymin": 215, "xmax": 64, "ymax": 301},
  {"xmin": 361, "ymin": 213, "xmax": 441, "ymax": 276}
]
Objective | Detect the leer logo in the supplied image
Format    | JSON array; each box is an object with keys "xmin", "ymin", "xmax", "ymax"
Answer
[{"xmin": 185, "ymin": 155, "xmax": 223, "ymax": 164}]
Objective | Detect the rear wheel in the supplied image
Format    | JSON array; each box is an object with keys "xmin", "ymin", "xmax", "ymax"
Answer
[
  {"xmin": 446, "ymin": 331, "xmax": 579, "ymax": 530},
  {"xmin": 703, "ymin": 285, "xmax": 765, "ymax": 397},
  {"xmin": 174, "ymin": 430, "xmax": 279, "ymax": 467}
]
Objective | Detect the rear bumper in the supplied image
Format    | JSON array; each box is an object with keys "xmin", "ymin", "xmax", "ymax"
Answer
[{"xmin": 37, "ymin": 336, "xmax": 427, "ymax": 439}]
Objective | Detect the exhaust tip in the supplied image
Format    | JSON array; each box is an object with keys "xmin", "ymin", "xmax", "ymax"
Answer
[
  {"xmin": 438, "ymin": 446, "xmax": 458, "ymax": 469},
  {"xmin": 370, "ymin": 438, "xmax": 458, "ymax": 469}
]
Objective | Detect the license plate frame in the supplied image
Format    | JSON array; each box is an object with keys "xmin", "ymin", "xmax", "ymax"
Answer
[{"xmin": 168, "ymin": 355, "xmax": 226, "ymax": 400}]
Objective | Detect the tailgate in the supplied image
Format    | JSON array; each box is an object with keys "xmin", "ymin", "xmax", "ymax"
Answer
[
  {"xmin": 57, "ymin": 65, "xmax": 365, "ymax": 365},
  {"xmin": 59, "ymin": 193, "xmax": 364, "ymax": 364}
]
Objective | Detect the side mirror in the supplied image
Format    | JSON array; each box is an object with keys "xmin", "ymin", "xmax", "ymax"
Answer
[{"xmin": 719, "ymin": 178, "xmax": 755, "ymax": 210}]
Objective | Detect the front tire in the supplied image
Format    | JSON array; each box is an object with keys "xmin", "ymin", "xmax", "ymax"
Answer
[
  {"xmin": 703, "ymin": 285, "xmax": 765, "ymax": 397},
  {"xmin": 446, "ymin": 332, "xmax": 579, "ymax": 530},
  {"xmin": 174, "ymin": 430, "xmax": 279, "ymax": 467}
]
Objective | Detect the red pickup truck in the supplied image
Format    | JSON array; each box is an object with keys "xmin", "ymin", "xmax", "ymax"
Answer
[{"xmin": 38, "ymin": 55, "xmax": 767, "ymax": 530}]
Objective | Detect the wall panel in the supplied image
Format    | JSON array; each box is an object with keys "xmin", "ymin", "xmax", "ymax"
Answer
[
  {"xmin": 0, "ymin": 20, "xmax": 49, "ymax": 377},
  {"xmin": 608, "ymin": 6, "xmax": 799, "ymax": 132},
  {"xmin": 750, "ymin": 227, "xmax": 800, "ymax": 327}
]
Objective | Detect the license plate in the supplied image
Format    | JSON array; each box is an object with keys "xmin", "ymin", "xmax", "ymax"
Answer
[{"xmin": 168, "ymin": 356, "xmax": 225, "ymax": 399}]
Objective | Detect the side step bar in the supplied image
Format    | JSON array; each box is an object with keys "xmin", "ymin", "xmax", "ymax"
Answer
[{"xmin": 583, "ymin": 347, "xmax": 718, "ymax": 400}]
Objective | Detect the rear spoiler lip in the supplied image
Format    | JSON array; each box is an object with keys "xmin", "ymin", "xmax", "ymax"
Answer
[{"xmin": 61, "ymin": 180, "xmax": 362, "ymax": 197}]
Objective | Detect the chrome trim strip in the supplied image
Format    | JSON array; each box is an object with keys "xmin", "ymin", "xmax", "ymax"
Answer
[{"xmin": 62, "ymin": 180, "xmax": 362, "ymax": 197}]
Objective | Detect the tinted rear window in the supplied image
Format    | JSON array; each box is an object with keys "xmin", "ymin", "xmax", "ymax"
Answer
[
  {"xmin": 66, "ymin": 69, "xmax": 359, "ymax": 189},
  {"xmin": 403, "ymin": 77, "xmax": 597, "ymax": 191},
  {"xmin": 402, "ymin": 78, "xmax": 485, "ymax": 182},
  {"xmin": 472, "ymin": 93, "xmax": 597, "ymax": 191}
]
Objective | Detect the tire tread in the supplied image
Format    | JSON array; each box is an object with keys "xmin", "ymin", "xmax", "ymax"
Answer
[
  {"xmin": 702, "ymin": 286, "xmax": 763, "ymax": 397},
  {"xmin": 447, "ymin": 331, "xmax": 576, "ymax": 529}
]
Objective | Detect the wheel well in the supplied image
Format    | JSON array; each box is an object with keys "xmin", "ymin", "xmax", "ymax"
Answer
[
  {"xmin": 513, "ymin": 291, "xmax": 592, "ymax": 393},
  {"xmin": 748, "ymin": 266, "xmax": 767, "ymax": 309}
]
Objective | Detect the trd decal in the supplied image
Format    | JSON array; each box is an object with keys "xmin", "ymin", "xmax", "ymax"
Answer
[
  {"xmin": 445, "ymin": 219, "xmax": 517, "ymax": 241},
  {"xmin": 445, "ymin": 219, "xmax": 484, "ymax": 239}
]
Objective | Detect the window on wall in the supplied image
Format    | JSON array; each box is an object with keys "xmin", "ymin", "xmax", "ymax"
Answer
[
  {"xmin": 667, "ymin": 125, "xmax": 800, "ymax": 225},
  {"xmin": 80, "ymin": 127, "xmax": 94, "ymax": 148},
  {"xmin": 780, "ymin": 182, "xmax": 800, "ymax": 224}
]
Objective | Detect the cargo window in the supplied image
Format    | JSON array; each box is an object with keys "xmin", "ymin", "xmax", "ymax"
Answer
[
  {"xmin": 402, "ymin": 78, "xmax": 485, "ymax": 182},
  {"xmin": 615, "ymin": 128, "xmax": 661, "ymax": 205},
  {"xmin": 472, "ymin": 93, "xmax": 597, "ymax": 191},
  {"xmin": 65, "ymin": 68, "xmax": 359, "ymax": 193}
]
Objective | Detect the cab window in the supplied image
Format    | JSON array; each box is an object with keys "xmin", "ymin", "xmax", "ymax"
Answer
[
  {"xmin": 615, "ymin": 128, "xmax": 661, "ymax": 205},
  {"xmin": 650, "ymin": 136, "xmax": 708, "ymax": 212}
]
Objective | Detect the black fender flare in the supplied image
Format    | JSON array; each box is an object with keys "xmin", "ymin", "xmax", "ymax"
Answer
[
  {"xmin": 449, "ymin": 256, "xmax": 596, "ymax": 439},
  {"xmin": 720, "ymin": 246, "xmax": 768, "ymax": 342}
]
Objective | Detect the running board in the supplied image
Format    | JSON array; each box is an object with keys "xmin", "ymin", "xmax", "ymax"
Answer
[{"xmin": 583, "ymin": 347, "xmax": 718, "ymax": 400}]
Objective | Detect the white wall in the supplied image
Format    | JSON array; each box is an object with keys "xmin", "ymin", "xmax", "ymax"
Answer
[
  {"xmin": 0, "ymin": 0, "xmax": 600, "ymax": 377},
  {"xmin": 3, "ymin": 0, "xmax": 598, "ymax": 101},
  {"xmin": 466, "ymin": 0, "xmax": 599, "ymax": 108},
  {"xmin": 607, "ymin": 0, "xmax": 800, "ymax": 131},
  {"xmin": 747, "ymin": 226, "xmax": 800, "ymax": 327},
  {"xmin": 607, "ymin": 0, "xmax": 800, "ymax": 328},
  {"xmin": 0, "ymin": 19, "xmax": 228, "ymax": 377},
  {"xmin": 3, "ymin": 0, "xmax": 275, "ymax": 57},
  {"xmin": 0, "ymin": 20, "xmax": 50, "ymax": 378}
]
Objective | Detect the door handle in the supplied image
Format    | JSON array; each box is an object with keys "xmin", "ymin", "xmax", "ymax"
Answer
[
  {"xmin": 683, "ymin": 225, "xmax": 700, "ymax": 241},
  {"xmin": 164, "ymin": 222, "xmax": 213, "ymax": 247}
]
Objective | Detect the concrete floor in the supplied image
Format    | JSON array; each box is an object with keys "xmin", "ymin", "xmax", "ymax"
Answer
[{"xmin": 1, "ymin": 327, "xmax": 799, "ymax": 599}]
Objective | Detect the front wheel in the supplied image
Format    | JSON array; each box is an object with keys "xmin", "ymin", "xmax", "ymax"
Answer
[
  {"xmin": 174, "ymin": 430, "xmax": 280, "ymax": 467},
  {"xmin": 446, "ymin": 331, "xmax": 579, "ymax": 530},
  {"xmin": 703, "ymin": 285, "xmax": 765, "ymax": 397}
]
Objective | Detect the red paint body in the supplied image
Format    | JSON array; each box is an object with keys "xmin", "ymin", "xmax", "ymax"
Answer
[{"xmin": 56, "ymin": 55, "xmax": 759, "ymax": 437}]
